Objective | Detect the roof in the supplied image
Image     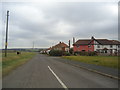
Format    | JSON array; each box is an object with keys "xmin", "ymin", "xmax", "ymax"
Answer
[
  {"xmin": 52, "ymin": 42, "xmax": 69, "ymax": 48},
  {"xmin": 103, "ymin": 48, "xmax": 108, "ymax": 50},
  {"xmin": 73, "ymin": 38, "xmax": 120, "ymax": 45},
  {"xmin": 46, "ymin": 47, "xmax": 52, "ymax": 51},
  {"xmin": 96, "ymin": 39, "xmax": 120, "ymax": 45},
  {"xmin": 73, "ymin": 39, "xmax": 91, "ymax": 45}
]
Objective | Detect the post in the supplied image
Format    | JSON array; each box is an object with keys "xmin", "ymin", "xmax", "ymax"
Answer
[{"xmin": 5, "ymin": 10, "xmax": 9, "ymax": 57}]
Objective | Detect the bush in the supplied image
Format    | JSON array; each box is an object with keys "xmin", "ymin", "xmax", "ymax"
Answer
[
  {"xmin": 74, "ymin": 51, "xmax": 88, "ymax": 56},
  {"xmin": 49, "ymin": 50, "xmax": 63, "ymax": 56},
  {"xmin": 63, "ymin": 52, "xmax": 71, "ymax": 56},
  {"xmin": 69, "ymin": 48, "xmax": 73, "ymax": 54},
  {"xmin": 74, "ymin": 51, "xmax": 97, "ymax": 56},
  {"xmin": 88, "ymin": 51, "xmax": 97, "ymax": 56},
  {"xmin": 49, "ymin": 50, "xmax": 71, "ymax": 56}
]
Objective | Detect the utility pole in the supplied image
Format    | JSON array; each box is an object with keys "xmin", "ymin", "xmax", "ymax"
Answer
[{"xmin": 5, "ymin": 10, "xmax": 9, "ymax": 57}]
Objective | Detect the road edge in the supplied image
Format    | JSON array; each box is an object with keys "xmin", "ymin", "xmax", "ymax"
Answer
[{"xmin": 59, "ymin": 60, "xmax": 120, "ymax": 80}]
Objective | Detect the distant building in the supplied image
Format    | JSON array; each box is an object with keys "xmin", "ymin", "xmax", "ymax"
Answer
[
  {"xmin": 41, "ymin": 42, "xmax": 69, "ymax": 54},
  {"xmin": 73, "ymin": 36, "xmax": 120, "ymax": 55},
  {"xmin": 52, "ymin": 42, "xmax": 69, "ymax": 52},
  {"xmin": 46, "ymin": 47, "xmax": 52, "ymax": 54}
]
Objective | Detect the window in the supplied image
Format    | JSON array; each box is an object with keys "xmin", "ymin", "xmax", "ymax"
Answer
[
  {"xmin": 118, "ymin": 45, "xmax": 120, "ymax": 48},
  {"xmin": 88, "ymin": 45, "xmax": 91, "ymax": 48},
  {"xmin": 110, "ymin": 45, "xmax": 113, "ymax": 48},
  {"xmin": 82, "ymin": 50, "xmax": 85, "ymax": 52},
  {"xmin": 97, "ymin": 45, "xmax": 100, "ymax": 48},
  {"xmin": 76, "ymin": 45, "xmax": 80, "ymax": 48},
  {"xmin": 96, "ymin": 49, "xmax": 100, "ymax": 52}
]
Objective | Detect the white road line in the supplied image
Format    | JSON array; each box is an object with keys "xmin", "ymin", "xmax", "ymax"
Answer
[{"xmin": 48, "ymin": 66, "xmax": 68, "ymax": 90}]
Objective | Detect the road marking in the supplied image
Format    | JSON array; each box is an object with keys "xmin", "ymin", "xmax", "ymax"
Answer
[{"xmin": 48, "ymin": 66, "xmax": 68, "ymax": 90}]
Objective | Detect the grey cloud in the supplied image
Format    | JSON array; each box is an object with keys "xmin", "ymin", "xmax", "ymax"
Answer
[{"xmin": 2, "ymin": 2, "xmax": 118, "ymax": 48}]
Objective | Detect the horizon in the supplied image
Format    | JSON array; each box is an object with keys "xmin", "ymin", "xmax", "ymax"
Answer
[{"xmin": 1, "ymin": 36, "xmax": 119, "ymax": 49}]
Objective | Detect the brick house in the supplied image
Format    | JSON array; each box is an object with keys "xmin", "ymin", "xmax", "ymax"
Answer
[
  {"xmin": 73, "ymin": 37, "xmax": 120, "ymax": 55},
  {"xmin": 52, "ymin": 42, "xmax": 69, "ymax": 52}
]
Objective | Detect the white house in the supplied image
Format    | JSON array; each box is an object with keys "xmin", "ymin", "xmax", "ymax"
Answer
[{"xmin": 94, "ymin": 39, "xmax": 120, "ymax": 55}]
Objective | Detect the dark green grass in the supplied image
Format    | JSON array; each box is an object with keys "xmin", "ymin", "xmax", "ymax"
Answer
[{"xmin": 63, "ymin": 56, "xmax": 119, "ymax": 69}]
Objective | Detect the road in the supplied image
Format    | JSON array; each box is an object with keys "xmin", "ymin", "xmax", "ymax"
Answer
[{"xmin": 3, "ymin": 54, "xmax": 118, "ymax": 88}]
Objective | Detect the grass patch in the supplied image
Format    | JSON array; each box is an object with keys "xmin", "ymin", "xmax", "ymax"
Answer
[
  {"xmin": 62, "ymin": 56, "xmax": 119, "ymax": 69},
  {"xmin": 2, "ymin": 52, "xmax": 36, "ymax": 77}
]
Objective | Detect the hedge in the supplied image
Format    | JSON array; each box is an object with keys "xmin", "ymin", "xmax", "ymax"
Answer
[
  {"xmin": 74, "ymin": 51, "xmax": 97, "ymax": 56},
  {"xmin": 49, "ymin": 50, "xmax": 71, "ymax": 56}
]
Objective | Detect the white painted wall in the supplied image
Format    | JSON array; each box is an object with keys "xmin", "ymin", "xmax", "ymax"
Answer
[
  {"xmin": 94, "ymin": 40, "xmax": 119, "ymax": 54},
  {"xmin": 94, "ymin": 45, "xmax": 118, "ymax": 51},
  {"xmin": 65, "ymin": 48, "xmax": 69, "ymax": 52}
]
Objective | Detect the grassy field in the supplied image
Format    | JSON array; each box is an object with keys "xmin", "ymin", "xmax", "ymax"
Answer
[
  {"xmin": 62, "ymin": 56, "xmax": 119, "ymax": 69},
  {"xmin": 2, "ymin": 52, "xmax": 36, "ymax": 76}
]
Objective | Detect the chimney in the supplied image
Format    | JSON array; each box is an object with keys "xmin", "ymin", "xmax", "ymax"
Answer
[
  {"xmin": 69, "ymin": 40, "xmax": 70, "ymax": 49},
  {"xmin": 91, "ymin": 36, "xmax": 95, "ymax": 40},
  {"xmin": 59, "ymin": 41, "xmax": 61, "ymax": 44},
  {"xmin": 73, "ymin": 37, "xmax": 75, "ymax": 44}
]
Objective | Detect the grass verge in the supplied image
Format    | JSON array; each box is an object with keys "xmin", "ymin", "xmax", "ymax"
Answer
[
  {"xmin": 2, "ymin": 52, "xmax": 36, "ymax": 77},
  {"xmin": 62, "ymin": 56, "xmax": 119, "ymax": 69}
]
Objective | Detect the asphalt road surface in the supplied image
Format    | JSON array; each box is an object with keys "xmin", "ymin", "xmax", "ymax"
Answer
[{"xmin": 3, "ymin": 54, "xmax": 118, "ymax": 88}]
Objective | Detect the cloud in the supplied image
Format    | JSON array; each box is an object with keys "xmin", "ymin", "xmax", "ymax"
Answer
[{"xmin": 1, "ymin": 1, "xmax": 118, "ymax": 48}]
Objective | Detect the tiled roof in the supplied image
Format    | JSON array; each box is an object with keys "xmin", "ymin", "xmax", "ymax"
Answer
[
  {"xmin": 52, "ymin": 42, "xmax": 69, "ymax": 48},
  {"xmin": 96, "ymin": 39, "xmax": 120, "ymax": 45},
  {"xmin": 46, "ymin": 47, "xmax": 52, "ymax": 50},
  {"xmin": 73, "ymin": 39, "xmax": 91, "ymax": 45}
]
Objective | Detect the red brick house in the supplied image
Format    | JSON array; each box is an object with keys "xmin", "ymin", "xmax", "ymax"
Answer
[
  {"xmin": 73, "ymin": 39, "xmax": 94, "ymax": 52},
  {"xmin": 40, "ymin": 42, "xmax": 69, "ymax": 54},
  {"xmin": 52, "ymin": 42, "xmax": 69, "ymax": 52},
  {"xmin": 73, "ymin": 37, "xmax": 120, "ymax": 55}
]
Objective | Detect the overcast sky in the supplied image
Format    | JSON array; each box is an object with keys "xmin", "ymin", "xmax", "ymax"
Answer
[{"xmin": 1, "ymin": 0, "xmax": 118, "ymax": 49}]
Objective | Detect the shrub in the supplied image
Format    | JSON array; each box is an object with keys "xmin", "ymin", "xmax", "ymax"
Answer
[
  {"xmin": 74, "ymin": 51, "xmax": 88, "ymax": 56},
  {"xmin": 69, "ymin": 48, "xmax": 73, "ymax": 54},
  {"xmin": 88, "ymin": 51, "xmax": 97, "ymax": 56},
  {"xmin": 49, "ymin": 50, "xmax": 63, "ymax": 56},
  {"xmin": 63, "ymin": 52, "xmax": 71, "ymax": 56},
  {"xmin": 74, "ymin": 51, "xmax": 97, "ymax": 56},
  {"xmin": 49, "ymin": 50, "xmax": 71, "ymax": 56},
  {"xmin": 74, "ymin": 51, "xmax": 80, "ymax": 56}
]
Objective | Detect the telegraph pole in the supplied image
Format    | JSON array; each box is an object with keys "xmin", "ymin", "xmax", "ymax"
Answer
[{"xmin": 5, "ymin": 10, "xmax": 9, "ymax": 57}]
